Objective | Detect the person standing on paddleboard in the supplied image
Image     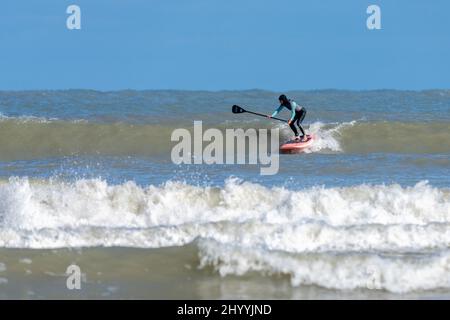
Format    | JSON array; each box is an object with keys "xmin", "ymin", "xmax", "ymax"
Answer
[{"xmin": 268, "ymin": 94, "xmax": 307, "ymax": 141}]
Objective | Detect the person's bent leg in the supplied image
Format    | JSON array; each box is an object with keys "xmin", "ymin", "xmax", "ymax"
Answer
[
  {"xmin": 289, "ymin": 121, "xmax": 299, "ymax": 137},
  {"xmin": 295, "ymin": 110, "xmax": 306, "ymax": 139},
  {"xmin": 298, "ymin": 124, "xmax": 306, "ymax": 137}
]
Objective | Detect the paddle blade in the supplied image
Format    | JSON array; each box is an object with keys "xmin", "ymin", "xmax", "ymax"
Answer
[{"xmin": 232, "ymin": 105, "xmax": 246, "ymax": 114}]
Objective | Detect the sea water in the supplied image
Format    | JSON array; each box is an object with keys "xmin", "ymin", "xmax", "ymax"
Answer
[{"xmin": 0, "ymin": 89, "xmax": 449, "ymax": 299}]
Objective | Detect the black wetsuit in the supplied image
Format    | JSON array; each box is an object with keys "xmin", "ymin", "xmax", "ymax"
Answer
[
  {"xmin": 290, "ymin": 107, "xmax": 307, "ymax": 137},
  {"xmin": 272, "ymin": 100, "xmax": 307, "ymax": 137}
]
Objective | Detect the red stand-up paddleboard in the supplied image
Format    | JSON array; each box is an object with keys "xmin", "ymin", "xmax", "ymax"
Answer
[{"xmin": 280, "ymin": 134, "xmax": 315, "ymax": 153}]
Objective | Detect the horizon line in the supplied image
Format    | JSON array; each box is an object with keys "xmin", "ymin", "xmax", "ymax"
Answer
[{"xmin": 1, "ymin": 88, "xmax": 450, "ymax": 93}]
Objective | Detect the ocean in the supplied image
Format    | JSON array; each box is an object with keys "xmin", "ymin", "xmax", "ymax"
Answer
[{"xmin": 0, "ymin": 89, "xmax": 450, "ymax": 299}]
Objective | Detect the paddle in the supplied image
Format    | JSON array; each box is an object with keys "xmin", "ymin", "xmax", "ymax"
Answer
[{"xmin": 232, "ymin": 105, "xmax": 286, "ymax": 123}]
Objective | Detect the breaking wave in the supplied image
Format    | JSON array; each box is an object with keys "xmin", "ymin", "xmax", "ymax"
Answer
[
  {"xmin": 1, "ymin": 177, "xmax": 450, "ymax": 292},
  {"xmin": 0, "ymin": 117, "xmax": 449, "ymax": 160}
]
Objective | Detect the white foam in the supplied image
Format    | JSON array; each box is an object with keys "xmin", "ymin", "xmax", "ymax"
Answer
[
  {"xmin": 278, "ymin": 121, "xmax": 356, "ymax": 153},
  {"xmin": 0, "ymin": 113, "xmax": 87, "ymax": 124},
  {"xmin": 307, "ymin": 121, "xmax": 356, "ymax": 153},
  {"xmin": 1, "ymin": 177, "xmax": 449, "ymax": 239},
  {"xmin": 19, "ymin": 258, "xmax": 32, "ymax": 265},
  {"xmin": 1, "ymin": 177, "xmax": 450, "ymax": 292},
  {"xmin": 0, "ymin": 113, "xmax": 56, "ymax": 123},
  {"xmin": 198, "ymin": 240, "xmax": 450, "ymax": 293}
]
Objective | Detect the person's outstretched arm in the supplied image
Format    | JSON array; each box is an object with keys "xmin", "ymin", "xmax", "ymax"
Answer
[{"xmin": 270, "ymin": 105, "xmax": 283, "ymax": 117}]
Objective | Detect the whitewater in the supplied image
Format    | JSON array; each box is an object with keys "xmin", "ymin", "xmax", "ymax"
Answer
[{"xmin": 1, "ymin": 177, "xmax": 450, "ymax": 293}]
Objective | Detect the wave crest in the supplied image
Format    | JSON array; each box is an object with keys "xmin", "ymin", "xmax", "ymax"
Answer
[{"xmin": 1, "ymin": 177, "xmax": 450, "ymax": 292}]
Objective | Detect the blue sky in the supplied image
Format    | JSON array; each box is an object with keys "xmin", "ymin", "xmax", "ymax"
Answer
[{"xmin": 1, "ymin": 0, "xmax": 449, "ymax": 90}]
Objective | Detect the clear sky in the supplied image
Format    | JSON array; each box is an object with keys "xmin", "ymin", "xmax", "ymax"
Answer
[{"xmin": 1, "ymin": 0, "xmax": 449, "ymax": 90}]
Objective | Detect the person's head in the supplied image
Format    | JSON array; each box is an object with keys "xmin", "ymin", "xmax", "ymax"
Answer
[{"xmin": 279, "ymin": 94, "xmax": 289, "ymax": 106}]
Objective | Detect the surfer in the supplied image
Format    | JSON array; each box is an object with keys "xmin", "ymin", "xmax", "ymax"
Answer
[{"xmin": 268, "ymin": 94, "xmax": 307, "ymax": 141}]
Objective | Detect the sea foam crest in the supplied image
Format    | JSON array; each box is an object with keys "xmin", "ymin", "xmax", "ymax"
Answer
[{"xmin": 1, "ymin": 177, "xmax": 450, "ymax": 292}]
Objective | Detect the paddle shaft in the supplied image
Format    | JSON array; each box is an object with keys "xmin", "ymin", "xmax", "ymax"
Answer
[{"xmin": 243, "ymin": 110, "xmax": 287, "ymax": 123}]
